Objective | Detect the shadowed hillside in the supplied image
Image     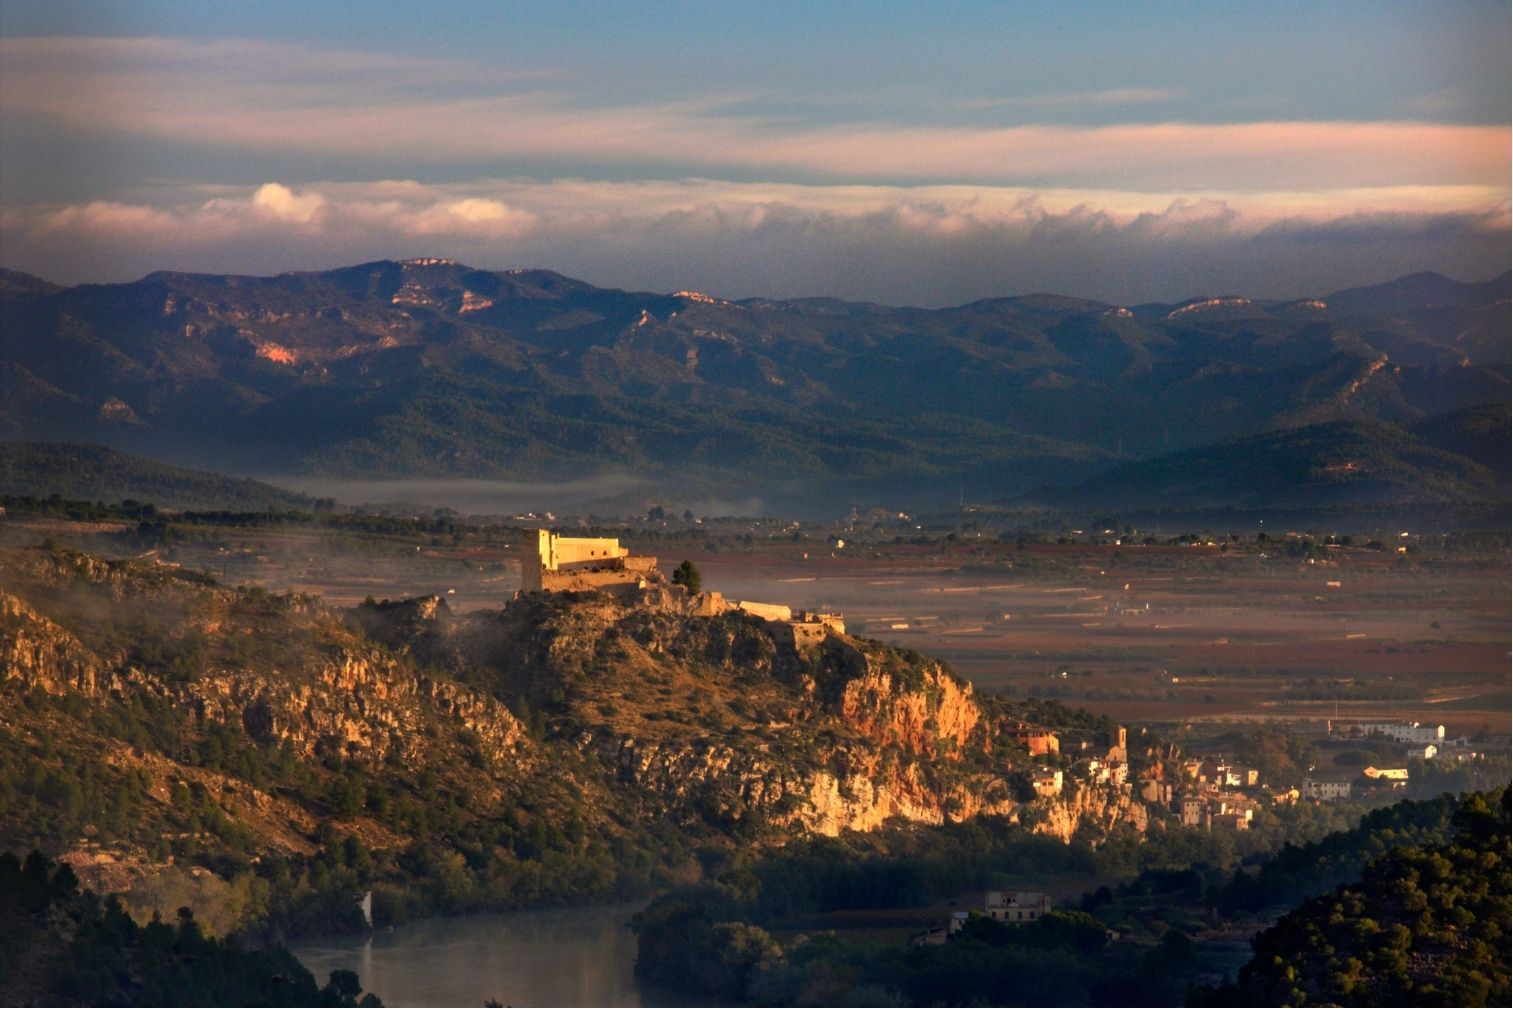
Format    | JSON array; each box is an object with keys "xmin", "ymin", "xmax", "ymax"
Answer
[
  {"xmin": 1022, "ymin": 403, "xmax": 1510, "ymax": 511},
  {"xmin": 1, "ymin": 261, "xmax": 1505, "ymax": 508}
]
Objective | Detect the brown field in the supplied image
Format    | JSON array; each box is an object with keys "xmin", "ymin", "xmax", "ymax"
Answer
[
  {"xmin": 8, "ymin": 518, "xmax": 1507, "ymax": 734},
  {"xmin": 683, "ymin": 543, "xmax": 1510, "ymax": 735}
]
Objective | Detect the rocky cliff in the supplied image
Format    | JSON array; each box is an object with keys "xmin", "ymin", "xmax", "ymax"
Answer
[
  {"xmin": 1032, "ymin": 782, "xmax": 1151, "ymax": 843},
  {"xmin": 0, "ymin": 543, "xmax": 1155, "ymax": 927},
  {"xmin": 1, "ymin": 548, "xmax": 527, "ymax": 770}
]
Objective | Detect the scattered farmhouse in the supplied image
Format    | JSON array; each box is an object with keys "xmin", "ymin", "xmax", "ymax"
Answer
[
  {"xmin": 946, "ymin": 892, "xmax": 1051, "ymax": 934},
  {"xmin": 914, "ymin": 891, "xmax": 1054, "ymax": 946},
  {"xmin": 1362, "ymin": 765, "xmax": 1410, "ymax": 789},
  {"xmin": 980, "ymin": 890, "xmax": 1051, "ymax": 924},
  {"xmin": 1004, "ymin": 722, "xmax": 1061, "ymax": 757}
]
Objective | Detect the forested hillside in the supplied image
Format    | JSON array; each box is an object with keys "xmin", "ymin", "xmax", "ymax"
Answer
[{"xmin": 2, "ymin": 261, "xmax": 1505, "ymax": 507}]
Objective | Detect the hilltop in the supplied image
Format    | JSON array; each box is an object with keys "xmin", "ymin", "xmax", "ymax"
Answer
[
  {"xmin": 0, "ymin": 541, "xmax": 1147, "ymax": 937},
  {"xmin": 1, "ymin": 261, "xmax": 1505, "ymax": 509}
]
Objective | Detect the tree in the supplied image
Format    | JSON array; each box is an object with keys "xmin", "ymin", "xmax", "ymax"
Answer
[{"xmin": 672, "ymin": 560, "xmax": 702, "ymax": 594}]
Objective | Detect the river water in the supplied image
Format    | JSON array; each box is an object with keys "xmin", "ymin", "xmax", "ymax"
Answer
[{"xmin": 291, "ymin": 901, "xmax": 686, "ymax": 1007}]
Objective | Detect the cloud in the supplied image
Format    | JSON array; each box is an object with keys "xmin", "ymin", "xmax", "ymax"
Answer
[
  {"xmin": 1, "ymin": 37, "xmax": 1506, "ymax": 192},
  {"xmin": 250, "ymin": 182, "xmax": 326, "ymax": 224},
  {"xmin": 960, "ymin": 87, "xmax": 1182, "ymax": 110},
  {"xmin": 3, "ymin": 177, "xmax": 1506, "ymax": 305},
  {"xmin": 31, "ymin": 200, "xmax": 177, "ymax": 236}
]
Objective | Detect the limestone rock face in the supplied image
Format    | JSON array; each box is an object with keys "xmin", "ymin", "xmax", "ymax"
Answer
[
  {"xmin": 427, "ymin": 595, "xmax": 1054, "ymax": 838},
  {"xmin": 0, "ymin": 590, "xmax": 108, "ymax": 695},
  {"xmin": 0, "ymin": 547, "xmax": 529, "ymax": 773},
  {"xmin": 1031, "ymin": 783, "xmax": 1151, "ymax": 842},
  {"xmin": 835, "ymin": 655, "xmax": 982, "ymax": 754}
]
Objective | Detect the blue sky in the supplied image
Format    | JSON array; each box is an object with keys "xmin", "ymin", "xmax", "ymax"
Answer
[{"xmin": 1, "ymin": 1, "xmax": 1507, "ymax": 303}]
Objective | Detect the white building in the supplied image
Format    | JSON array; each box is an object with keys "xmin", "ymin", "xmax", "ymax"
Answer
[
  {"xmin": 1030, "ymin": 767, "xmax": 1064, "ymax": 797},
  {"xmin": 1360, "ymin": 721, "xmax": 1444, "ymax": 745}
]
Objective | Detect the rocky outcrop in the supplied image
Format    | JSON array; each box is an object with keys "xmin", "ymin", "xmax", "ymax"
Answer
[
  {"xmin": 0, "ymin": 549, "xmax": 527, "ymax": 772},
  {"xmin": 582, "ymin": 726, "xmax": 1014, "ymax": 837},
  {"xmin": 1029, "ymin": 782, "xmax": 1150, "ymax": 842},
  {"xmin": 0, "ymin": 590, "xmax": 109, "ymax": 695},
  {"xmin": 835, "ymin": 654, "xmax": 983, "ymax": 754},
  {"xmin": 800, "ymin": 764, "xmax": 1015, "ymax": 836},
  {"xmin": 184, "ymin": 649, "xmax": 527, "ymax": 768}
]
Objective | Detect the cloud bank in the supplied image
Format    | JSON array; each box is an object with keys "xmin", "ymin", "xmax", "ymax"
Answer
[{"xmin": 3, "ymin": 178, "xmax": 1505, "ymax": 304}]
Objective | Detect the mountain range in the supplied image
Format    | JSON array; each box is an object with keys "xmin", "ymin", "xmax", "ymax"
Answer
[{"xmin": 1, "ymin": 260, "xmax": 1506, "ymax": 510}]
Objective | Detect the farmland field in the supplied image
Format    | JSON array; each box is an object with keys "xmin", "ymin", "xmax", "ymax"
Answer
[{"xmin": 7, "ymin": 515, "xmax": 1506, "ymax": 734}]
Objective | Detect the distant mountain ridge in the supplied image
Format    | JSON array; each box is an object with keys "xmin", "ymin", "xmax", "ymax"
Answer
[
  {"xmin": 1, "ymin": 260, "xmax": 1506, "ymax": 508},
  {"xmin": 1022, "ymin": 403, "xmax": 1511, "ymax": 511}
]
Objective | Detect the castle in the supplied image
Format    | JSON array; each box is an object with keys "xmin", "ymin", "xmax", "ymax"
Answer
[
  {"xmin": 521, "ymin": 529, "xmax": 844, "ymax": 640},
  {"xmin": 520, "ymin": 529, "xmax": 660, "ymax": 593}
]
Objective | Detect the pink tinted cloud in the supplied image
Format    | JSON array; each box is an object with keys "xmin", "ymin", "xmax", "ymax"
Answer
[{"xmin": 1, "ymin": 37, "xmax": 1506, "ymax": 193}]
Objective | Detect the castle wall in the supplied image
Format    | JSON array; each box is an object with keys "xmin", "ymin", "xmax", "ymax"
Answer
[
  {"xmin": 737, "ymin": 600, "xmax": 793, "ymax": 622},
  {"xmin": 540, "ymin": 568, "xmax": 651, "ymax": 593},
  {"xmin": 796, "ymin": 611, "xmax": 846, "ymax": 635},
  {"xmin": 520, "ymin": 533, "xmax": 849, "ymax": 643},
  {"xmin": 551, "ymin": 537, "xmax": 628, "ymax": 569},
  {"xmin": 689, "ymin": 591, "xmax": 729, "ymax": 617}
]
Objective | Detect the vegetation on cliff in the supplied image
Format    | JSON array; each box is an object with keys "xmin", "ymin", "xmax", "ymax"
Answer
[{"xmin": 0, "ymin": 850, "xmax": 378, "ymax": 1007}]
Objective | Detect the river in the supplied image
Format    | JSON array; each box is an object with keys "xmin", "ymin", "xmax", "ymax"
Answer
[{"xmin": 290, "ymin": 901, "xmax": 687, "ymax": 1007}]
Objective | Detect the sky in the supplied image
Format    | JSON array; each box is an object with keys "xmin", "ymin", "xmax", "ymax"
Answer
[{"xmin": 0, "ymin": 0, "xmax": 1508, "ymax": 305}]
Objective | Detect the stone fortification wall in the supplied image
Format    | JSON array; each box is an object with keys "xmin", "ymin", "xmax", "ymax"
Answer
[
  {"xmin": 552, "ymin": 537, "xmax": 628, "ymax": 568},
  {"xmin": 790, "ymin": 622, "xmax": 829, "ymax": 648},
  {"xmin": 795, "ymin": 611, "xmax": 846, "ymax": 634},
  {"xmin": 688, "ymin": 591, "xmax": 728, "ymax": 616},
  {"xmin": 737, "ymin": 600, "xmax": 792, "ymax": 622},
  {"xmin": 540, "ymin": 568, "xmax": 653, "ymax": 594}
]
